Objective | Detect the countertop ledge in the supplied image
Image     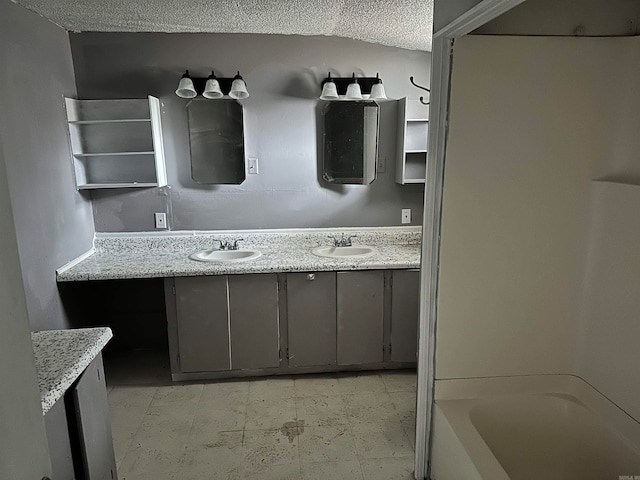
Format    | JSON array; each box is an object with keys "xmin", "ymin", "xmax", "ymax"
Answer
[
  {"xmin": 32, "ymin": 327, "xmax": 113, "ymax": 415},
  {"xmin": 57, "ymin": 228, "xmax": 422, "ymax": 282}
]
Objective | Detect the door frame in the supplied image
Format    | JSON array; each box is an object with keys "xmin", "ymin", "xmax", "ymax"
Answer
[{"xmin": 413, "ymin": 1, "xmax": 527, "ymax": 478}]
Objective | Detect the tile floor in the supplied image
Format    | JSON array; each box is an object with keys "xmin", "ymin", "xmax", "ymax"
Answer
[{"xmin": 108, "ymin": 370, "xmax": 417, "ymax": 480}]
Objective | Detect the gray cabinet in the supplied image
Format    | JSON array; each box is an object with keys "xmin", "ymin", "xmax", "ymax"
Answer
[
  {"xmin": 287, "ymin": 272, "xmax": 337, "ymax": 367},
  {"xmin": 71, "ymin": 354, "xmax": 118, "ymax": 480},
  {"xmin": 337, "ymin": 271, "xmax": 385, "ymax": 365},
  {"xmin": 43, "ymin": 354, "xmax": 116, "ymax": 480},
  {"xmin": 166, "ymin": 269, "xmax": 416, "ymax": 381},
  {"xmin": 45, "ymin": 399, "xmax": 75, "ymax": 480},
  {"xmin": 175, "ymin": 276, "xmax": 230, "ymax": 373},
  {"xmin": 228, "ymin": 274, "xmax": 280, "ymax": 370},
  {"xmin": 390, "ymin": 269, "xmax": 420, "ymax": 363},
  {"xmin": 168, "ymin": 274, "xmax": 280, "ymax": 377}
]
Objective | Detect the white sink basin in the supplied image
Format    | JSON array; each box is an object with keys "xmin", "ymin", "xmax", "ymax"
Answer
[
  {"xmin": 189, "ymin": 249, "xmax": 261, "ymax": 263},
  {"xmin": 311, "ymin": 245, "xmax": 376, "ymax": 259}
]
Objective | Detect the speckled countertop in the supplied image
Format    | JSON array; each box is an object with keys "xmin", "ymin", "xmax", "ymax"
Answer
[
  {"xmin": 32, "ymin": 327, "xmax": 113, "ymax": 414},
  {"xmin": 57, "ymin": 227, "xmax": 422, "ymax": 282}
]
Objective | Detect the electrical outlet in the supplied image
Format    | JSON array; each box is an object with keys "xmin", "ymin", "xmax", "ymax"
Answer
[
  {"xmin": 401, "ymin": 208, "xmax": 411, "ymax": 224},
  {"xmin": 154, "ymin": 212, "xmax": 167, "ymax": 229},
  {"xmin": 248, "ymin": 157, "xmax": 259, "ymax": 174}
]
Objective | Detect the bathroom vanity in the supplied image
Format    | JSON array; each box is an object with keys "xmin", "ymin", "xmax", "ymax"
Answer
[
  {"xmin": 165, "ymin": 269, "xmax": 419, "ymax": 381},
  {"xmin": 57, "ymin": 227, "xmax": 421, "ymax": 382}
]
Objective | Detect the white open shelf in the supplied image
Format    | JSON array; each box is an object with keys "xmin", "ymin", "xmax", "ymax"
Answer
[
  {"xmin": 73, "ymin": 151, "xmax": 155, "ymax": 157},
  {"xmin": 78, "ymin": 182, "xmax": 159, "ymax": 190},
  {"xmin": 68, "ymin": 119, "xmax": 152, "ymax": 125},
  {"xmin": 64, "ymin": 96, "xmax": 167, "ymax": 190},
  {"xmin": 396, "ymin": 98, "xmax": 429, "ymax": 185}
]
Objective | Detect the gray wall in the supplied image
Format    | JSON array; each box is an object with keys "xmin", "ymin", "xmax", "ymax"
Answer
[
  {"xmin": 0, "ymin": 0, "xmax": 95, "ymax": 331},
  {"xmin": 0, "ymin": 58, "xmax": 53, "ymax": 479},
  {"xmin": 70, "ymin": 33, "xmax": 429, "ymax": 231}
]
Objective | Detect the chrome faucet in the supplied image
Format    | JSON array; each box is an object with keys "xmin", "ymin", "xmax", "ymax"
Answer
[
  {"xmin": 217, "ymin": 238, "xmax": 244, "ymax": 250},
  {"xmin": 329, "ymin": 234, "xmax": 357, "ymax": 247}
]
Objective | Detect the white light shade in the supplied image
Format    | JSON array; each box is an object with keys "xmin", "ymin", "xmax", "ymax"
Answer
[
  {"xmin": 320, "ymin": 81, "xmax": 339, "ymax": 100},
  {"xmin": 229, "ymin": 78, "xmax": 249, "ymax": 99},
  {"xmin": 175, "ymin": 75, "xmax": 197, "ymax": 99},
  {"xmin": 369, "ymin": 82, "xmax": 387, "ymax": 100},
  {"xmin": 345, "ymin": 81, "xmax": 362, "ymax": 100},
  {"xmin": 203, "ymin": 78, "xmax": 223, "ymax": 99}
]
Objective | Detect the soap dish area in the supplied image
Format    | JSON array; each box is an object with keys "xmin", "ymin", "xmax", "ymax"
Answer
[{"xmin": 189, "ymin": 249, "xmax": 261, "ymax": 263}]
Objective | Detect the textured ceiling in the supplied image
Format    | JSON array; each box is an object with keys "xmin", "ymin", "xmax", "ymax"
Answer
[{"xmin": 13, "ymin": 0, "xmax": 433, "ymax": 51}]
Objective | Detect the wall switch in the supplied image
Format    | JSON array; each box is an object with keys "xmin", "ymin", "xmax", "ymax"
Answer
[
  {"xmin": 154, "ymin": 212, "xmax": 167, "ymax": 229},
  {"xmin": 377, "ymin": 155, "xmax": 386, "ymax": 173},
  {"xmin": 401, "ymin": 208, "xmax": 412, "ymax": 224},
  {"xmin": 248, "ymin": 157, "xmax": 259, "ymax": 174}
]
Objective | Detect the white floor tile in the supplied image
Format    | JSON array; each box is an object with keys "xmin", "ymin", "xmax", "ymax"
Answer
[
  {"xmin": 294, "ymin": 374, "xmax": 341, "ymax": 397},
  {"xmin": 360, "ymin": 456, "xmax": 415, "ymax": 480},
  {"xmin": 343, "ymin": 392, "xmax": 400, "ymax": 425},
  {"xmin": 298, "ymin": 425, "xmax": 358, "ymax": 463},
  {"xmin": 150, "ymin": 384, "xmax": 203, "ymax": 407},
  {"xmin": 351, "ymin": 422, "xmax": 414, "ymax": 459},
  {"xmin": 245, "ymin": 397, "xmax": 297, "ymax": 430},
  {"xmin": 300, "ymin": 460, "xmax": 364, "ymax": 480},
  {"xmin": 338, "ymin": 373, "xmax": 387, "ymax": 395},
  {"xmin": 295, "ymin": 395, "xmax": 349, "ymax": 427},
  {"xmin": 111, "ymin": 369, "xmax": 418, "ymax": 479},
  {"xmin": 242, "ymin": 428, "xmax": 300, "ymax": 469},
  {"xmin": 381, "ymin": 370, "xmax": 417, "ymax": 393}
]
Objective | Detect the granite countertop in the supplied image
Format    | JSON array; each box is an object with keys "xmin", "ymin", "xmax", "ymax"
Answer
[
  {"xmin": 57, "ymin": 228, "xmax": 423, "ymax": 282},
  {"xmin": 32, "ymin": 327, "xmax": 113, "ymax": 414}
]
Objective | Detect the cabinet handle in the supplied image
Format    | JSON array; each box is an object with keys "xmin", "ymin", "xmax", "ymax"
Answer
[{"xmin": 307, "ymin": 273, "xmax": 315, "ymax": 281}]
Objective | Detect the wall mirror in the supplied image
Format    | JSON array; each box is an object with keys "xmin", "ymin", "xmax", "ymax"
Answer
[
  {"xmin": 187, "ymin": 99, "xmax": 245, "ymax": 184},
  {"xmin": 321, "ymin": 101, "xmax": 379, "ymax": 185}
]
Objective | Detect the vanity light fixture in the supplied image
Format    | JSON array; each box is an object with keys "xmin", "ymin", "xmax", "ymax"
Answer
[
  {"xmin": 320, "ymin": 73, "xmax": 339, "ymax": 100},
  {"xmin": 175, "ymin": 70, "xmax": 197, "ymax": 99},
  {"xmin": 345, "ymin": 73, "xmax": 363, "ymax": 100},
  {"xmin": 229, "ymin": 72, "xmax": 249, "ymax": 99},
  {"xmin": 368, "ymin": 74, "xmax": 387, "ymax": 100},
  {"xmin": 202, "ymin": 72, "xmax": 223, "ymax": 99},
  {"xmin": 175, "ymin": 70, "xmax": 250, "ymax": 99},
  {"xmin": 319, "ymin": 72, "xmax": 387, "ymax": 101}
]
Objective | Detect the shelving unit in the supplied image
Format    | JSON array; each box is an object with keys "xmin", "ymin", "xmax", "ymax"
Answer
[
  {"xmin": 64, "ymin": 97, "xmax": 167, "ymax": 190},
  {"xmin": 396, "ymin": 97, "xmax": 429, "ymax": 185}
]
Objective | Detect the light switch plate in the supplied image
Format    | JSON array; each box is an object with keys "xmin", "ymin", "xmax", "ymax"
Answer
[
  {"xmin": 248, "ymin": 157, "xmax": 259, "ymax": 174},
  {"xmin": 401, "ymin": 208, "xmax": 411, "ymax": 224},
  {"xmin": 377, "ymin": 155, "xmax": 386, "ymax": 173},
  {"xmin": 154, "ymin": 212, "xmax": 167, "ymax": 229}
]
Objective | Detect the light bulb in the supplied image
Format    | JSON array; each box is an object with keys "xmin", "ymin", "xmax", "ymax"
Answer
[{"xmin": 175, "ymin": 70, "xmax": 197, "ymax": 99}]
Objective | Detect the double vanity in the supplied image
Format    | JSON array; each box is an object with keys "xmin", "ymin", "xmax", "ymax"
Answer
[{"xmin": 57, "ymin": 227, "xmax": 422, "ymax": 382}]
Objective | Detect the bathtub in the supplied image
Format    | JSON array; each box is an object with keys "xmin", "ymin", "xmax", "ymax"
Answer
[{"xmin": 431, "ymin": 375, "xmax": 640, "ymax": 480}]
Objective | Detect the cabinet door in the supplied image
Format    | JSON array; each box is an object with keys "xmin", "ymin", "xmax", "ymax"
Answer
[
  {"xmin": 337, "ymin": 271, "xmax": 385, "ymax": 365},
  {"xmin": 72, "ymin": 354, "xmax": 118, "ymax": 480},
  {"xmin": 287, "ymin": 272, "xmax": 337, "ymax": 367},
  {"xmin": 391, "ymin": 270, "xmax": 420, "ymax": 363},
  {"xmin": 175, "ymin": 276, "xmax": 230, "ymax": 373},
  {"xmin": 228, "ymin": 274, "xmax": 280, "ymax": 370},
  {"xmin": 45, "ymin": 399, "xmax": 75, "ymax": 480}
]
